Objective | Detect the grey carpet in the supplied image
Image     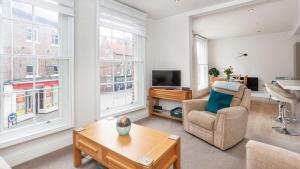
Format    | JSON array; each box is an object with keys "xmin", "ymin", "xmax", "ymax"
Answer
[{"xmin": 13, "ymin": 102, "xmax": 300, "ymax": 169}]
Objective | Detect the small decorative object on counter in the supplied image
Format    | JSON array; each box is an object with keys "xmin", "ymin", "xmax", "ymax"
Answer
[
  {"xmin": 209, "ymin": 67, "xmax": 220, "ymax": 77},
  {"xmin": 224, "ymin": 66, "xmax": 233, "ymax": 81},
  {"xmin": 116, "ymin": 115, "xmax": 131, "ymax": 136}
]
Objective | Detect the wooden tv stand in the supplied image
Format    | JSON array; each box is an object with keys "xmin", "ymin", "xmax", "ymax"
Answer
[{"xmin": 148, "ymin": 87, "xmax": 192, "ymax": 122}]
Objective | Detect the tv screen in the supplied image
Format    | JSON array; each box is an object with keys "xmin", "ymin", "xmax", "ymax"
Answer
[{"xmin": 152, "ymin": 70, "xmax": 181, "ymax": 87}]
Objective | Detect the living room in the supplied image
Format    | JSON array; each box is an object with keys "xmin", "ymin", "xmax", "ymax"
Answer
[{"xmin": 0, "ymin": 0, "xmax": 300, "ymax": 169}]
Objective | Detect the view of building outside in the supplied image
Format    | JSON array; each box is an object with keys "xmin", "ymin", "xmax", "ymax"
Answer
[
  {"xmin": 0, "ymin": 0, "xmax": 60, "ymax": 129},
  {"xmin": 99, "ymin": 26, "xmax": 138, "ymax": 112}
]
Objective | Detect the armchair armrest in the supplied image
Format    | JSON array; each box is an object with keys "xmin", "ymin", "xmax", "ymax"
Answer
[
  {"xmin": 246, "ymin": 140, "xmax": 300, "ymax": 169},
  {"xmin": 182, "ymin": 99, "xmax": 207, "ymax": 115},
  {"xmin": 217, "ymin": 106, "xmax": 248, "ymax": 118},
  {"xmin": 214, "ymin": 106, "xmax": 248, "ymax": 150},
  {"xmin": 182, "ymin": 99, "xmax": 207, "ymax": 132}
]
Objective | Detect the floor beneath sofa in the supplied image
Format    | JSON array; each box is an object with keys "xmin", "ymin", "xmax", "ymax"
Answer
[{"xmin": 13, "ymin": 101, "xmax": 300, "ymax": 169}]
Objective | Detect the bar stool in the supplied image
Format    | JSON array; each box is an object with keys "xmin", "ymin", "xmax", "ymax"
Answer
[
  {"xmin": 266, "ymin": 83, "xmax": 284, "ymax": 122},
  {"xmin": 266, "ymin": 83, "xmax": 298, "ymax": 123},
  {"xmin": 270, "ymin": 96, "xmax": 284, "ymax": 122},
  {"xmin": 265, "ymin": 83, "xmax": 299, "ymax": 136}
]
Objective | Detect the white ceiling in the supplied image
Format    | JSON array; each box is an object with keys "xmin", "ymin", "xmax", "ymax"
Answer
[
  {"xmin": 116, "ymin": 0, "xmax": 235, "ymax": 19},
  {"xmin": 193, "ymin": 0, "xmax": 299, "ymax": 39}
]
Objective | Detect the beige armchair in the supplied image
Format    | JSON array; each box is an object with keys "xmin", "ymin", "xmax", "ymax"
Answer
[
  {"xmin": 182, "ymin": 84, "xmax": 251, "ymax": 150},
  {"xmin": 246, "ymin": 140, "xmax": 300, "ymax": 169}
]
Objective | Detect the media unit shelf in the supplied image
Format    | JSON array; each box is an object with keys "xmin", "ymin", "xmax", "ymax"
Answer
[{"xmin": 148, "ymin": 87, "xmax": 192, "ymax": 122}]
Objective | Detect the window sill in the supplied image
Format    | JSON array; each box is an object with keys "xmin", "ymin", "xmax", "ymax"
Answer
[
  {"xmin": 0, "ymin": 120, "xmax": 73, "ymax": 149},
  {"xmin": 100, "ymin": 104, "xmax": 145, "ymax": 119}
]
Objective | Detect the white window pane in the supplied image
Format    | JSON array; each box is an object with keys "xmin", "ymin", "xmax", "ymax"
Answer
[
  {"xmin": 112, "ymin": 29, "xmax": 123, "ymax": 39},
  {"xmin": 112, "ymin": 38, "xmax": 124, "ymax": 60},
  {"xmin": 13, "ymin": 22, "xmax": 33, "ymax": 55},
  {"xmin": 0, "ymin": 0, "xmax": 2, "ymax": 15},
  {"xmin": 0, "ymin": 0, "xmax": 12, "ymax": 18},
  {"xmin": 126, "ymin": 62, "xmax": 134, "ymax": 80},
  {"xmin": 3, "ymin": 92, "xmax": 35, "ymax": 130},
  {"xmin": 36, "ymin": 25, "xmax": 59, "ymax": 57},
  {"xmin": 13, "ymin": 56, "xmax": 35, "ymax": 80},
  {"xmin": 0, "ymin": 56, "xmax": 12, "ymax": 91},
  {"xmin": 37, "ymin": 58, "xmax": 59, "ymax": 79},
  {"xmin": 36, "ymin": 86, "xmax": 59, "ymax": 119},
  {"xmin": 114, "ymin": 62, "xmax": 124, "ymax": 82},
  {"xmin": 126, "ymin": 82, "xmax": 135, "ymax": 104},
  {"xmin": 99, "ymin": 36, "xmax": 112, "ymax": 59},
  {"xmin": 12, "ymin": 0, "xmax": 32, "ymax": 22},
  {"xmin": 99, "ymin": 27, "xmax": 144, "ymax": 114},
  {"xmin": 3, "ymin": 87, "xmax": 60, "ymax": 130},
  {"xmin": 100, "ymin": 26, "xmax": 111, "ymax": 37},
  {"xmin": 35, "ymin": 7, "xmax": 58, "ymax": 27},
  {"xmin": 124, "ymin": 39, "xmax": 133, "ymax": 59},
  {"xmin": 0, "ymin": 0, "xmax": 73, "ymax": 142},
  {"xmin": 113, "ymin": 82, "xmax": 126, "ymax": 107},
  {"xmin": 100, "ymin": 61, "xmax": 113, "ymax": 84},
  {"xmin": 196, "ymin": 38, "xmax": 208, "ymax": 65},
  {"xmin": 100, "ymin": 84, "xmax": 113, "ymax": 111},
  {"xmin": 198, "ymin": 65, "xmax": 208, "ymax": 90},
  {"xmin": 0, "ymin": 19, "xmax": 12, "ymax": 54},
  {"xmin": 51, "ymin": 31, "xmax": 59, "ymax": 46},
  {"xmin": 124, "ymin": 32, "xmax": 132, "ymax": 42}
]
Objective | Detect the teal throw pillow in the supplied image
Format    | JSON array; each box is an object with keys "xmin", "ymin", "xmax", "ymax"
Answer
[{"xmin": 205, "ymin": 90, "xmax": 233, "ymax": 113}]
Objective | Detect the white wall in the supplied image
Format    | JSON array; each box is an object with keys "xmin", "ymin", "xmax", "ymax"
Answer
[
  {"xmin": 208, "ymin": 32, "xmax": 300, "ymax": 90},
  {"xmin": 147, "ymin": 15, "xmax": 192, "ymax": 88},
  {"xmin": 0, "ymin": 0, "xmax": 147, "ymax": 166},
  {"xmin": 75, "ymin": 0, "xmax": 98, "ymax": 127},
  {"xmin": 146, "ymin": 15, "xmax": 194, "ymax": 109}
]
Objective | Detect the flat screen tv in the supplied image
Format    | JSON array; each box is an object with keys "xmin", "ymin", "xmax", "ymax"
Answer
[{"xmin": 152, "ymin": 70, "xmax": 181, "ymax": 87}]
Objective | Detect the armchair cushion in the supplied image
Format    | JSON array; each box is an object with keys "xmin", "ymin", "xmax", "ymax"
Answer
[
  {"xmin": 205, "ymin": 90, "xmax": 233, "ymax": 113},
  {"xmin": 187, "ymin": 110, "xmax": 216, "ymax": 130}
]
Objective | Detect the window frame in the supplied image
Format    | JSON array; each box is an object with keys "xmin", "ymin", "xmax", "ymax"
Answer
[
  {"xmin": 96, "ymin": 0, "xmax": 147, "ymax": 120},
  {"xmin": 0, "ymin": 0, "xmax": 74, "ymax": 148},
  {"xmin": 97, "ymin": 26, "xmax": 145, "ymax": 118},
  {"xmin": 51, "ymin": 30, "xmax": 59, "ymax": 46},
  {"xmin": 195, "ymin": 36, "xmax": 209, "ymax": 90}
]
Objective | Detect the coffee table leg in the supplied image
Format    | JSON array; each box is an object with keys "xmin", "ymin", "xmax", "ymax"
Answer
[
  {"xmin": 174, "ymin": 138, "xmax": 181, "ymax": 169},
  {"xmin": 73, "ymin": 146, "xmax": 82, "ymax": 167},
  {"xmin": 73, "ymin": 131, "xmax": 82, "ymax": 167}
]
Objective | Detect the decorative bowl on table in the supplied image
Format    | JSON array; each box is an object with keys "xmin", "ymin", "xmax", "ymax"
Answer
[{"xmin": 116, "ymin": 116, "xmax": 131, "ymax": 136}]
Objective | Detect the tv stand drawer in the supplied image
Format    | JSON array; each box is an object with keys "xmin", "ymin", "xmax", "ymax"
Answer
[{"xmin": 149, "ymin": 88, "xmax": 191, "ymax": 101}]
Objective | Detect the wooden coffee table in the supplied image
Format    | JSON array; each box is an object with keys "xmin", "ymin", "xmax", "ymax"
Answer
[{"xmin": 73, "ymin": 119, "xmax": 181, "ymax": 169}]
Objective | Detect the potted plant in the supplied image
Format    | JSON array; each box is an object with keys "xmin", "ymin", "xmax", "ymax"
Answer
[
  {"xmin": 224, "ymin": 66, "xmax": 233, "ymax": 81},
  {"xmin": 208, "ymin": 68, "xmax": 220, "ymax": 77}
]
